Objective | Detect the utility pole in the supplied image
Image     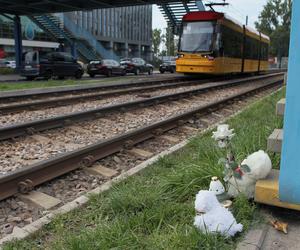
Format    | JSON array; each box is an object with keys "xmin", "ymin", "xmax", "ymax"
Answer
[{"xmin": 246, "ymin": 15, "xmax": 249, "ymax": 25}]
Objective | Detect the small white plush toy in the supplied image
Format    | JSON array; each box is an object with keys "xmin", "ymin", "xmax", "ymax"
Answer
[
  {"xmin": 212, "ymin": 124, "xmax": 235, "ymax": 148},
  {"xmin": 227, "ymin": 150, "xmax": 272, "ymax": 199},
  {"xmin": 194, "ymin": 190, "xmax": 243, "ymax": 237}
]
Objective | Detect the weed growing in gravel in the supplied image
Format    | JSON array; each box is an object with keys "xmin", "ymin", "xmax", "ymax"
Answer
[{"xmin": 3, "ymin": 88, "xmax": 284, "ymax": 250}]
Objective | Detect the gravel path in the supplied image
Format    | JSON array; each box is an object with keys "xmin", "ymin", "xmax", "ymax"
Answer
[
  {"xmin": 0, "ymin": 82, "xmax": 262, "ymax": 175},
  {"xmin": 0, "ymin": 77, "xmax": 191, "ymax": 106},
  {"xmin": 0, "ymin": 82, "xmax": 219, "ymax": 127}
]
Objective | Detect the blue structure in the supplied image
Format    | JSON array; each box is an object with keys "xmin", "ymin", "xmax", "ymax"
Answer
[
  {"xmin": 13, "ymin": 16, "xmax": 23, "ymax": 71},
  {"xmin": 279, "ymin": 0, "xmax": 300, "ymax": 204}
]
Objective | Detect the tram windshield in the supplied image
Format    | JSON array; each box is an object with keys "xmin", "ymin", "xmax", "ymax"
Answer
[{"xmin": 180, "ymin": 21, "xmax": 215, "ymax": 53}]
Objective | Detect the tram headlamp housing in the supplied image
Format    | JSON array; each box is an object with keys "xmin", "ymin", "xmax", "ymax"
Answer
[{"xmin": 203, "ymin": 55, "xmax": 215, "ymax": 61}]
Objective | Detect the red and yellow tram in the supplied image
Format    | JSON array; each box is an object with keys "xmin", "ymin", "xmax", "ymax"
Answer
[{"xmin": 176, "ymin": 11, "xmax": 270, "ymax": 74}]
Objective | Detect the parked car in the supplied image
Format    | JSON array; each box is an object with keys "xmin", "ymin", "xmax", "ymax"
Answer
[
  {"xmin": 0, "ymin": 60, "xmax": 16, "ymax": 69},
  {"xmin": 87, "ymin": 59, "xmax": 126, "ymax": 77},
  {"xmin": 21, "ymin": 51, "xmax": 84, "ymax": 80},
  {"xmin": 120, "ymin": 58, "xmax": 153, "ymax": 75},
  {"xmin": 159, "ymin": 61, "xmax": 176, "ymax": 74},
  {"xmin": 4, "ymin": 60, "xmax": 16, "ymax": 69}
]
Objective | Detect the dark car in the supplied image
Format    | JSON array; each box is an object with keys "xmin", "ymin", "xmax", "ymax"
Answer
[
  {"xmin": 120, "ymin": 58, "xmax": 153, "ymax": 75},
  {"xmin": 87, "ymin": 59, "xmax": 126, "ymax": 77},
  {"xmin": 159, "ymin": 61, "xmax": 176, "ymax": 74},
  {"xmin": 21, "ymin": 51, "xmax": 84, "ymax": 80}
]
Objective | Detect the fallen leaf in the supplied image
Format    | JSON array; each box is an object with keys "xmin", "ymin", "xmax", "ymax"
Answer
[{"xmin": 270, "ymin": 220, "xmax": 288, "ymax": 234}]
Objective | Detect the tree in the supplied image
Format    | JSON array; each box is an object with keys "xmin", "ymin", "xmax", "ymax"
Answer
[
  {"xmin": 152, "ymin": 28, "xmax": 165, "ymax": 57},
  {"xmin": 165, "ymin": 26, "xmax": 176, "ymax": 56},
  {"xmin": 255, "ymin": 0, "xmax": 292, "ymax": 64}
]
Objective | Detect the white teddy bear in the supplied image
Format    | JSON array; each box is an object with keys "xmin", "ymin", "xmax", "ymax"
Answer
[
  {"xmin": 194, "ymin": 190, "xmax": 243, "ymax": 237},
  {"xmin": 227, "ymin": 150, "xmax": 272, "ymax": 199}
]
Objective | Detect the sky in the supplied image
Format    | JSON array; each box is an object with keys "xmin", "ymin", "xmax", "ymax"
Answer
[{"xmin": 152, "ymin": 0, "xmax": 268, "ymax": 31}]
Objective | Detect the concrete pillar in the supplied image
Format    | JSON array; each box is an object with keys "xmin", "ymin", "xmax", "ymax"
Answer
[
  {"xmin": 71, "ymin": 40, "xmax": 77, "ymax": 59},
  {"xmin": 108, "ymin": 41, "xmax": 114, "ymax": 59},
  {"xmin": 137, "ymin": 44, "xmax": 141, "ymax": 58},
  {"xmin": 145, "ymin": 46, "xmax": 153, "ymax": 61},
  {"xmin": 124, "ymin": 43, "xmax": 129, "ymax": 58},
  {"xmin": 14, "ymin": 15, "xmax": 23, "ymax": 71},
  {"xmin": 279, "ymin": 0, "xmax": 300, "ymax": 204}
]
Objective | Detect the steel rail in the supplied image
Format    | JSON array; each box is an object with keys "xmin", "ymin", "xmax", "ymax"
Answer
[
  {"xmin": 0, "ymin": 77, "xmax": 283, "ymax": 201},
  {"xmin": 0, "ymin": 78, "xmax": 230, "ymax": 114},
  {"xmin": 0, "ymin": 74, "xmax": 283, "ymax": 141}
]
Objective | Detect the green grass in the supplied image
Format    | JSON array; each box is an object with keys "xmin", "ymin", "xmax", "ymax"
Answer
[
  {"xmin": 3, "ymin": 88, "xmax": 285, "ymax": 250},
  {"xmin": 0, "ymin": 75, "xmax": 139, "ymax": 92},
  {"xmin": 0, "ymin": 68, "xmax": 15, "ymax": 75}
]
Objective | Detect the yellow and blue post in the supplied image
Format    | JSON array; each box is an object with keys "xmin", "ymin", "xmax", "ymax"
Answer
[{"xmin": 279, "ymin": 0, "xmax": 300, "ymax": 204}]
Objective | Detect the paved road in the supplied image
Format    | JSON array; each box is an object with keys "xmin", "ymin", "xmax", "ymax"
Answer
[{"xmin": 0, "ymin": 74, "xmax": 25, "ymax": 82}]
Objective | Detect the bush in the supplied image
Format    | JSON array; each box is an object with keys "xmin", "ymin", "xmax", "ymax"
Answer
[
  {"xmin": 150, "ymin": 57, "xmax": 163, "ymax": 69},
  {"xmin": 0, "ymin": 67, "xmax": 15, "ymax": 75}
]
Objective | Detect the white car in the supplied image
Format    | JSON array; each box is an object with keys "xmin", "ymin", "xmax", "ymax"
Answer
[{"xmin": 4, "ymin": 61, "xmax": 16, "ymax": 69}]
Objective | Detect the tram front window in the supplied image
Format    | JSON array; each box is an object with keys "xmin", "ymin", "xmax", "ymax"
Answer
[{"xmin": 180, "ymin": 21, "xmax": 214, "ymax": 53}]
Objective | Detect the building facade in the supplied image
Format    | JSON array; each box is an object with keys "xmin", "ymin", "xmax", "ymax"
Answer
[
  {"xmin": 0, "ymin": 5, "xmax": 153, "ymax": 62},
  {"xmin": 0, "ymin": 16, "xmax": 59, "ymax": 60},
  {"xmin": 66, "ymin": 5, "xmax": 152, "ymax": 60}
]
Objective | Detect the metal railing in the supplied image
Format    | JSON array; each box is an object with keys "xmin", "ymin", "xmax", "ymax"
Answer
[
  {"xmin": 158, "ymin": 0, "xmax": 204, "ymax": 34},
  {"xmin": 62, "ymin": 15, "xmax": 119, "ymax": 61},
  {"xmin": 30, "ymin": 14, "xmax": 118, "ymax": 61}
]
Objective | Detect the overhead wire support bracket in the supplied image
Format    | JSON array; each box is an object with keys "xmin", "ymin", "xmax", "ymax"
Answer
[{"xmin": 205, "ymin": 1, "xmax": 229, "ymax": 11}]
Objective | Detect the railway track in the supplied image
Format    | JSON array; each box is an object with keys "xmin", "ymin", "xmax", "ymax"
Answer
[
  {"xmin": 0, "ymin": 71, "xmax": 283, "ymax": 108},
  {"xmin": 0, "ymin": 76, "xmax": 196, "ymax": 104},
  {"xmin": 0, "ymin": 74, "xmax": 283, "ymax": 201},
  {"xmin": 0, "ymin": 73, "xmax": 283, "ymax": 141},
  {"xmin": 0, "ymin": 77, "xmax": 229, "ymax": 114}
]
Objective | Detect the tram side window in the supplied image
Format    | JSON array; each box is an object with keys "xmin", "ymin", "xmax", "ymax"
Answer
[
  {"xmin": 254, "ymin": 40, "xmax": 260, "ymax": 59},
  {"xmin": 221, "ymin": 25, "xmax": 243, "ymax": 58},
  {"xmin": 245, "ymin": 37, "xmax": 252, "ymax": 59},
  {"xmin": 234, "ymin": 32, "xmax": 243, "ymax": 58},
  {"xmin": 245, "ymin": 36, "xmax": 260, "ymax": 60},
  {"xmin": 261, "ymin": 43, "xmax": 269, "ymax": 60}
]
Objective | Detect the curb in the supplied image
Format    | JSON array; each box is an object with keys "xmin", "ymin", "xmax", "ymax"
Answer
[{"xmin": 236, "ymin": 225, "xmax": 269, "ymax": 250}]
